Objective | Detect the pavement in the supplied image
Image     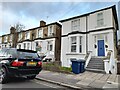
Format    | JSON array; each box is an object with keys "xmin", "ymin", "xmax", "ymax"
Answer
[{"xmin": 36, "ymin": 70, "xmax": 120, "ymax": 90}]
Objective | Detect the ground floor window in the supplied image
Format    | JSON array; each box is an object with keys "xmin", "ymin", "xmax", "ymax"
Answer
[
  {"xmin": 27, "ymin": 43, "xmax": 30, "ymax": 50},
  {"xmin": 70, "ymin": 36, "xmax": 82, "ymax": 53},
  {"xmin": 79, "ymin": 36, "xmax": 82, "ymax": 53},
  {"xmin": 47, "ymin": 41, "xmax": 53, "ymax": 51},
  {"xmin": 71, "ymin": 37, "xmax": 77, "ymax": 52},
  {"xmin": 36, "ymin": 41, "xmax": 42, "ymax": 52},
  {"xmin": 24, "ymin": 43, "xmax": 26, "ymax": 49},
  {"xmin": 18, "ymin": 44, "xmax": 21, "ymax": 49}
]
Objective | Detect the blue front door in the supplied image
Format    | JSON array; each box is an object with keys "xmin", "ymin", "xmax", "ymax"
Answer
[{"xmin": 98, "ymin": 40, "xmax": 105, "ymax": 56}]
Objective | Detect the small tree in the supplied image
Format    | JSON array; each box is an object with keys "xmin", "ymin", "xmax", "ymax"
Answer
[{"xmin": 11, "ymin": 22, "xmax": 25, "ymax": 48}]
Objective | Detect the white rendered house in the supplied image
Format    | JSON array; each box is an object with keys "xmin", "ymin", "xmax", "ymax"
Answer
[{"xmin": 60, "ymin": 5, "xmax": 119, "ymax": 74}]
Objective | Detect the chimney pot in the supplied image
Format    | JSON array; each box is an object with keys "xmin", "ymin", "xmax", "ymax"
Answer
[{"xmin": 40, "ymin": 20, "xmax": 46, "ymax": 27}]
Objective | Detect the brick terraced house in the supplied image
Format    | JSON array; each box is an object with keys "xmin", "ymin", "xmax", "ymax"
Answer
[{"xmin": 0, "ymin": 21, "xmax": 61, "ymax": 63}]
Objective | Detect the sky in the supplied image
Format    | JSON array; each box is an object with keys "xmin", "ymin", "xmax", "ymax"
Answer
[{"xmin": 0, "ymin": 0, "xmax": 120, "ymax": 39}]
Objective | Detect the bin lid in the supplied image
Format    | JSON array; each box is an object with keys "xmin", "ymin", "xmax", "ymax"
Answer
[
  {"xmin": 71, "ymin": 59, "xmax": 85, "ymax": 62},
  {"xmin": 70, "ymin": 58, "xmax": 77, "ymax": 61},
  {"xmin": 78, "ymin": 59, "xmax": 85, "ymax": 62}
]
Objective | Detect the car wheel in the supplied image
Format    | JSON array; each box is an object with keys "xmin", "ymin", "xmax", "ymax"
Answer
[
  {"xmin": 0, "ymin": 67, "xmax": 8, "ymax": 84},
  {"xmin": 27, "ymin": 75, "xmax": 36, "ymax": 79}
]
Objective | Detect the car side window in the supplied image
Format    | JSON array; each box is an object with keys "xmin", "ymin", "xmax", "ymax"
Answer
[
  {"xmin": 7, "ymin": 49, "xmax": 17, "ymax": 58},
  {"xmin": 0, "ymin": 49, "xmax": 8, "ymax": 57}
]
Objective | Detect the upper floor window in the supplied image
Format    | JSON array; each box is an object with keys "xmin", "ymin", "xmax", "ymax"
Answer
[
  {"xmin": 18, "ymin": 33, "xmax": 22, "ymax": 41},
  {"xmin": 97, "ymin": 12, "xmax": 104, "ymax": 26},
  {"xmin": 25, "ymin": 31, "xmax": 29, "ymax": 39},
  {"xmin": 71, "ymin": 37, "xmax": 77, "ymax": 52},
  {"xmin": 38, "ymin": 28, "xmax": 43, "ymax": 38},
  {"xmin": 4, "ymin": 36, "xmax": 7, "ymax": 42},
  {"xmin": 71, "ymin": 19, "xmax": 80, "ymax": 31},
  {"xmin": 48, "ymin": 26, "xmax": 54, "ymax": 36},
  {"xmin": 9, "ymin": 35, "xmax": 13, "ymax": 41},
  {"xmin": 0, "ymin": 37, "xmax": 2, "ymax": 43}
]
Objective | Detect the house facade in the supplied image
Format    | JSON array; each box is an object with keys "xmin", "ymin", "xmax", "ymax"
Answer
[
  {"xmin": 0, "ymin": 21, "xmax": 61, "ymax": 63},
  {"xmin": 60, "ymin": 5, "xmax": 119, "ymax": 74}
]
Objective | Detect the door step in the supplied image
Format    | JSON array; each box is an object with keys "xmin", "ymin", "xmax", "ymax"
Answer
[{"xmin": 85, "ymin": 68, "xmax": 106, "ymax": 74}]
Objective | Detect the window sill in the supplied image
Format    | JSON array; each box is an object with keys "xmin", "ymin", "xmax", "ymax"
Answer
[
  {"xmin": 66, "ymin": 52, "xmax": 85, "ymax": 55},
  {"xmin": 95, "ymin": 24, "xmax": 107, "ymax": 29}
]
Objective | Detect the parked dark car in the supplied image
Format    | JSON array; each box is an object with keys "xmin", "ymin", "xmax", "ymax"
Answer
[{"xmin": 0, "ymin": 48, "xmax": 42, "ymax": 84}]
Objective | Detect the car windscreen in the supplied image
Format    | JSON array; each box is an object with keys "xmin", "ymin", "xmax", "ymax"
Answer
[{"xmin": 17, "ymin": 51, "xmax": 39, "ymax": 59}]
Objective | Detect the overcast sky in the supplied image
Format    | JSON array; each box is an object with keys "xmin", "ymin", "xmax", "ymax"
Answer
[{"xmin": 0, "ymin": 0, "xmax": 120, "ymax": 39}]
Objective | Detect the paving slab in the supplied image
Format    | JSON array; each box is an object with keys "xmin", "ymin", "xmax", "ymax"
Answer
[
  {"xmin": 107, "ymin": 74, "xmax": 117, "ymax": 82},
  {"xmin": 99, "ymin": 74, "xmax": 110, "ymax": 81},
  {"xmin": 89, "ymin": 80, "xmax": 106, "ymax": 88},
  {"xmin": 76, "ymin": 78, "xmax": 94, "ymax": 86},
  {"xmin": 103, "ymin": 82, "xmax": 120, "ymax": 89},
  {"xmin": 85, "ymin": 73, "xmax": 98, "ymax": 80}
]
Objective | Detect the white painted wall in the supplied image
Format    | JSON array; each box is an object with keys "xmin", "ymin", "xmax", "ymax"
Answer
[
  {"xmin": 88, "ymin": 29, "xmax": 115, "ymax": 57},
  {"xmin": 61, "ymin": 7, "xmax": 116, "ymax": 68},
  {"xmin": 62, "ymin": 17, "xmax": 86, "ymax": 35},
  {"xmin": 61, "ymin": 36, "xmax": 86, "ymax": 67},
  {"xmin": 88, "ymin": 9, "xmax": 113, "ymax": 31}
]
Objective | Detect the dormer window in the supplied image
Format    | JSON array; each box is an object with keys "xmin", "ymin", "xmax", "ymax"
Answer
[
  {"xmin": 97, "ymin": 12, "xmax": 104, "ymax": 26},
  {"xmin": 71, "ymin": 19, "xmax": 80, "ymax": 31}
]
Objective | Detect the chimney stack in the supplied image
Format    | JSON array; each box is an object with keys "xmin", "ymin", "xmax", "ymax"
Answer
[
  {"xmin": 40, "ymin": 20, "xmax": 46, "ymax": 27},
  {"xmin": 10, "ymin": 27, "xmax": 16, "ymax": 34}
]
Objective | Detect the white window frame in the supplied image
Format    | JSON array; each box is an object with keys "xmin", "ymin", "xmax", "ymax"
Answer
[
  {"xmin": 9, "ymin": 35, "xmax": 13, "ymax": 41},
  {"xmin": 38, "ymin": 28, "xmax": 43, "ymax": 38},
  {"xmin": 71, "ymin": 36, "xmax": 77, "ymax": 52},
  {"xmin": 18, "ymin": 44, "xmax": 21, "ymax": 49},
  {"xmin": 47, "ymin": 41, "xmax": 53, "ymax": 51},
  {"xmin": 25, "ymin": 32, "xmax": 29, "ymax": 39},
  {"xmin": 48, "ymin": 25, "xmax": 54, "ymax": 36},
  {"xmin": 4, "ymin": 36, "xmax": 7, "ymax": 42},
  {"xmin": 27, "ymin": 43, "xmax": 30, "ymax": 50},
  {"xmin": 71, "ymin": 19, "xmax": 80, "ymax": 31},
  {"xmin": 97, "ymin": 12, "xmax": 104, "ymax": 26},
  {"xmin": 24, "ymin": 43, "xmax": 26, "ymax": 49},
  {"xmin": 79, "ymin": 36, "xmax": 82, "ymax": 53},
  {"xmin": 0, "ymin": 37, "xmax": 2, "ymax": 43},
  {"xmin": 69, "ymin": 35, "xmax": 82, "ymax": 53},
  {"xmin": 36, "ymin": 41, "xmax": 42, "ymax": 52},
  {"xmin": 18, "ymin": 33, "xmax": 22, "ymax": 41}
]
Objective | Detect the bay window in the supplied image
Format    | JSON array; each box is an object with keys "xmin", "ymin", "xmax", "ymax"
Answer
[
  {"xmin": 70, "ymin": 36, "xmax": 82, "ymax": 53},
  {"xmin": 71, "ymin": 37, "xmax": 77, "ymax": 52}
]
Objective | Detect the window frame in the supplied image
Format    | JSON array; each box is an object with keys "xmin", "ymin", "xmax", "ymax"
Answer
[
  {"xmin": 71, "ymin": 36, "xmax": 77, "ymax": 52},
  {"xmin": 71, "ymin": 19, "xmax": 80, "ymax": 31},
  {"xmin": 97, "ymin": 12, "xmax": 104, "ymax": 26},
  {"xmin": 38, "ymin": 28, "xmax": 43, "ymax": 38}
]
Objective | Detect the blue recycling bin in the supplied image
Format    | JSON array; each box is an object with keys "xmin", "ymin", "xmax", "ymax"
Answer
[{"xmin": 71, "ymin": 59, "xmax": 85, "ymax": 74}]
